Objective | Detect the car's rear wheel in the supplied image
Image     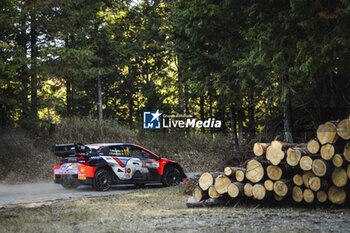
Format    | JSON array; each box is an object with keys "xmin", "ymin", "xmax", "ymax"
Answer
[
  {"xmin": 93, "ymin": 169, "xmax": 111, "ymax": 191},
  {"xmin": 162, "ymin": 167, "xmax": 182, "ymax": 186}
]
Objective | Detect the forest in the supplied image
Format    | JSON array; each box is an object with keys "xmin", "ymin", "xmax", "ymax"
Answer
[{"xmin": 1, "ymin": 0, "xmax": 350, "ymax": 145}]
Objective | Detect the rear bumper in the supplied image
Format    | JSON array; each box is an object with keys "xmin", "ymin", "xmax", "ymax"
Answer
[
  {"xmin": 54, "ymin": 174, "xmax": 93, "ymax": 185},
  {"xmin": 53, "ymin": 164, "xmax": 97, "ymax": 184}
]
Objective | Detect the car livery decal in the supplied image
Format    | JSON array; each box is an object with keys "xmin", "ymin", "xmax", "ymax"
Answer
[{"xmin": 54, "ymin": 163, "xmax": 80, "ymax": 174}]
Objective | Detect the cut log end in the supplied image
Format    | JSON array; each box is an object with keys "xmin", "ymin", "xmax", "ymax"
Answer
[
  {"xmin": 246, "ymin": 159, "xmax": 264, "ymax": 183},
  {"xmin": 266, "ymin": 141, "xmax": 285, "ymax": 165},
  {"xmin": 302, "ymin": 171, "xmax": 315, "ymax": 188},
  {"xmin": 317, "ymin": 122, "xmax": 337, "ymax": 145},
  {"xmin": 293, "ymin": 174, "xmax": 303, "ymax": 186},
  {"xmin": 317, "ymin": 191, "xmax": 328, "ymax": 203},
  {"xmin": 244, "ymin": 183, "xmax": 253, "ymax": 197},
  {"xmin": 336, "ymin": 118, "xmax": 350, "ymax": 140},
  {"xmin": 332, "ymin": 154, "xmax": 343, "ymax": 168},
  {"xmin": 199, "ymin": 172, "xmax": 214, "ymax": 191},
  {"xmin": 214, "ymin": 175, "xmax": 232, "ymax": 194},
  {"xmin": 252, "ymin": 184, "xmax": 266, "ymax": 200},
  {"xmin": 286, "ymin": 148, "xmax": 301, "ymax": 166},
  {"xmin": 264, "ymin": 179, "xmax": 274, "ymax": 191},
  {"xmin": 331, "ymin": 168, "xmax": 348, "ymax": 187},
  {"xmin": 347, "ymin": 164, "xmax": 350, "ymax": 179},
  {"xmin": 253, "ymin": 142, "xmax": 269, "ymax": 156},
  {"xmin": 266, "ymin": 165, "xmax": 282, "ymax": 181},
  {"xmin": 312, "ymin": 159, "xmax": 328, "ymax": 177},
  {"xmin": 328, "ymin": 186, "xmax": 346, "ymax": 204},
  {"xmin": 193, "ymin": 188, "xmax": 206, "ymax": 202},
  {"xmin": 320, "ymin": 144, "xmax": 335, "ymax": 160},
  {"xmin": 199, "ymin": 172, "xmax": 222, "ymax": 191},
  {"xmin": 303, "ymin": 189, "xmax": 315, "ymax": 203},
  {"xmin": 227, "ymin": 182, "xmax": 244, "ymax": 198},
  {"xmin": 344, "ymin": 142, "xmax": 350, "ymax": 162},
  {"xmin": 273, "ymin": 180, "xmax": 289, "ymax": 197},
  {"xmin": 300, "ymin": 156, "xmax": 313, "ymax": 171},
  {"xmin": 307, "ymin": 139, "xmax": 320, "ymax": 154},
  {"xmin": 309, "ymin": 176, "xmax": 321, "ymax": 192},
  {"xmin": 292, "ymin": 186, "xmax": 303, "ymax": 203},
  {"xmin": 208, "ymin": 185, "xmax": 221, "ymax": 198},
  {"xmin": 235, "ymin": 170, "xmax": 245, "ymax": 182}
]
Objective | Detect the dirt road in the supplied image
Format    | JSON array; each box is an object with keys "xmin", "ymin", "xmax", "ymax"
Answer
[
  {"xmin": 0, "ymin": 173, "xmax": 198, "ymax": 207},
  {"xmin": 0, "ymin": 182, "xmax": 146, "ymax": 206}
]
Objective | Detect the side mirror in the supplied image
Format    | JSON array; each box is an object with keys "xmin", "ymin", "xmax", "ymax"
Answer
[{"xmin": 157, "ymin": 155, "xmax": 162, "ymax": 161}]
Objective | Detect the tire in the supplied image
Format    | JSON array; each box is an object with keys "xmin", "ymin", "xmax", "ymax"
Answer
[
  {"xmin": 93, "ymin": 169, "xmax": 111, "ymax": 191},
  {"xmin": 61, "ymin": 181, "xmax": 79, "ymax": 189},
  {"xmin": 162, "ymin": 167, "xmax": 182, "ymax": 187}
]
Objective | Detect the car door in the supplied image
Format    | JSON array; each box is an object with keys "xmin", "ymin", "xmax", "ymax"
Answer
[
  {"xmin": 124, "ymin": 145, "xmax": 160, "ymax": 181},
  {"xmin": 99, "ymin": 145, "xmax": 134, "ymax": 180}
]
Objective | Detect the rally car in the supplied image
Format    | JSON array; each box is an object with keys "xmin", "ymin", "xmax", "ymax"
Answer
[{"xmin": 52, "ymin": 143, "xmax": 186, "ymax": 191}]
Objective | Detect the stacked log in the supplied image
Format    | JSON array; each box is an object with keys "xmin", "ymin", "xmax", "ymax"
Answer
[{"xmin": 188, "ymin": 116, "xmax": 350, "ymax": 208}]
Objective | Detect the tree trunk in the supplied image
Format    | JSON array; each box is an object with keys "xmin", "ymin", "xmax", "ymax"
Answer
[
  {"xmin": 238, "ymin": 110, "xmax": 244, "ymax": 145},
  {"xmin": 97, "ymin": 77, "xmax": 103, "ymax": 121},
  {"xmin": 30, "ymin": 11, "xmax": 38, "ymax": 119},
  {"xmin": 200, "ymin": 96, "xmax": 205, "ymax": 133},
  {"xmin": 178, "ymin": 55, "xmax": 184, "ymax": 115},
  {"xmin": 19, "ymin": 9, "xmax": 29, "ymax": 120},
  {"xmin": 66, "ymin": 80, "xmax": 73, "ymax": 115},
  {"xmin": 230, "ymin": 105, "xmax": 238, "ymax": 150},
  {"xmin": 281, "ymin": 73, "xmax": 293, "ymax": 143},
  {"xmin": 248, "ymin": 87, "xmax": 256, "ymax": 137}
]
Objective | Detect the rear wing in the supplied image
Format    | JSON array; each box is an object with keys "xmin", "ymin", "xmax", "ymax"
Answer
[{"xmin": 51, "ymin": 143, "xmax": 90, "ymax": 157}]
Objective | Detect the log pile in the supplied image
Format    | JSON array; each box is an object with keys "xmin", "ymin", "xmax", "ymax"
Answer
[{"xmin": 188, "ymin": 117, "xmax": 350, "ymax": 207}]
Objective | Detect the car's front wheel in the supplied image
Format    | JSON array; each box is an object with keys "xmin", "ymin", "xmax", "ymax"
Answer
[
  {"xmin": 93, "ymin": 169, "xmax": 111, "ymax": 191},
  {"xmin": 162, "ymin": 167, "xmax": 182, "ymax": 186}
]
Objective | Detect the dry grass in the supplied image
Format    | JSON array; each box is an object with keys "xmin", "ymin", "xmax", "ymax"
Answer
[{"xmin": 1, "ymin": 186, "xmax": 350, "ymax": 232}]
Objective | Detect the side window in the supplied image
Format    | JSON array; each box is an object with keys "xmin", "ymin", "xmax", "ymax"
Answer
[
  {"xmin": 126, "ymin": 146, "xmax": 156, "ymax": 159},
  {"xmin": 108, "ymin": 146, "xmax": 129, "ymax": 157}
]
